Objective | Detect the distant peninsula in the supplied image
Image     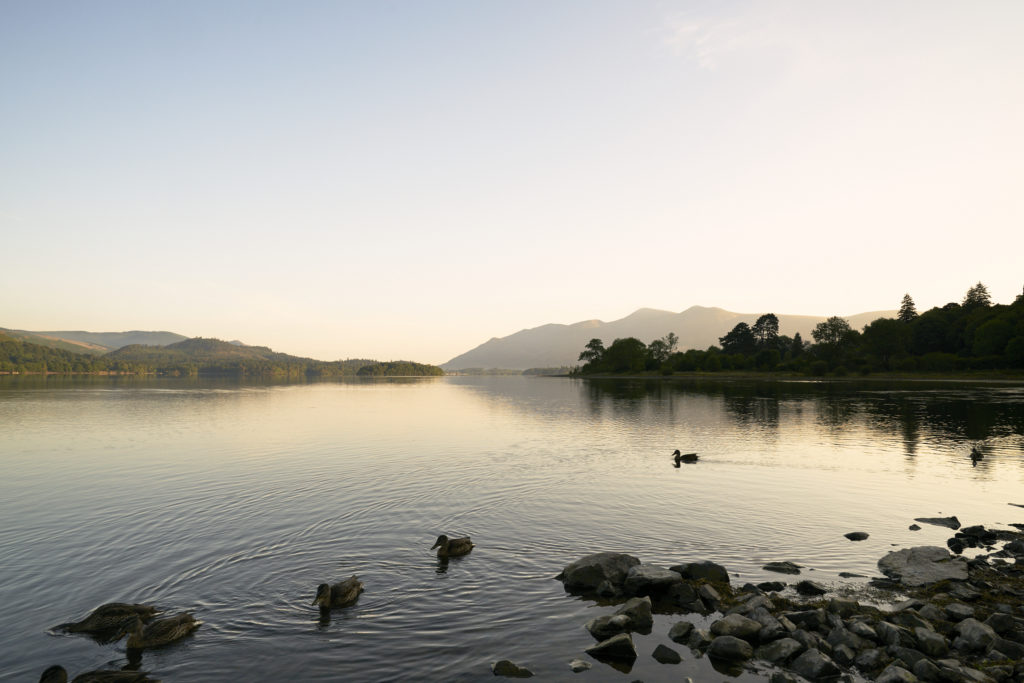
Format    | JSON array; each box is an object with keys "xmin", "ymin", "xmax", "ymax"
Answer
[
  {"xmin": 573, "ymin": 284, "xmax": 1024, "ymax": 378},
  {"xmin": 0, "ymin": 331, "xmax": 444, "ymax": 378}
]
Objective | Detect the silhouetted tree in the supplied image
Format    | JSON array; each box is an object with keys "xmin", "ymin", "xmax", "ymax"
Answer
[
  {"xmin": 719, "ymin": 322, "xmax": 756, "ymax": 355},
  {"xmin": 812, "ymin": 316, "xmax": 859, "ymax": 367},
  {"xmin": 790, "ymin": 332, "xmax": 805, "ymax": 357},
  {"xmin": 578, "ymin": 338, "xmax": 605, "ymax": 364},
  {"xmin": 603, "ymin": 337, "xmax": 648, "ymax": 373},
  {"xmin": 752, "ymin": 313, "xmax": 779, "ymax": 348},
  {"xmin": 962, "ymin": 282, "xmax": 992, "ymax": 309},
  {"xmin": 898, "ymin": 294, "xmax": 918, "ymax": 323},
  {"xmin": 861, "ymin": 317, "xmax": 910, "ymax": 368}
]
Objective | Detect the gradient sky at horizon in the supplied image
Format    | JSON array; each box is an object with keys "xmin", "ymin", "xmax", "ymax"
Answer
[{"xmin": 2, "ymin": 1, "xmax": 1022, "ymax": 364}]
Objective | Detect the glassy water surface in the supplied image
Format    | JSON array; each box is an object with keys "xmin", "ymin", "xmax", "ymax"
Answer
[{"xmin": 1, "ymin": 376, "xmax": 1023, "ymax": 681}]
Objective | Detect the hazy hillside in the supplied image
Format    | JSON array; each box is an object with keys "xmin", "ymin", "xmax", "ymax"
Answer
[
  {"xmin": 0, "ymin": 328, "xmax": 187, "ymax": 354},
  {"xmin": 442, "ymin": 306, "xmax": 897, "ymax": 370},
  {"xmin": 106, "ymin": 337, "xmax": 295, "ymax": 363}
]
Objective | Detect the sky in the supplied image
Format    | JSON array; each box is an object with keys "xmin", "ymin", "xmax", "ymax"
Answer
[{"xmin": 2, "ymin": 1, "xmax": 1022, "ymax": 365}]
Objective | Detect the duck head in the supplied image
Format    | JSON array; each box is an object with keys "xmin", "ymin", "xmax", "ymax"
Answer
[
  {"xmin": 39, "ymin": 666, "xmax": 67, "ymax": 683},
  {"xmin": 312, "ymin": 583, "xmax": 331, "ymax": 607},
  {"xmin": 431, "ymin": 535, "xmax": 449, "ymax": 550}
]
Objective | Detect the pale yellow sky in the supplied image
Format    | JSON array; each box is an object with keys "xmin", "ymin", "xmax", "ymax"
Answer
[{"xmin": 2, "ymin": 1, "xmax": 1022, "ymax": 364}]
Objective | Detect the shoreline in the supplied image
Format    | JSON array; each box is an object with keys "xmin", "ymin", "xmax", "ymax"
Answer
[
  {"xmin": 563, "ymin": 371, "xmax": 1024, "ymax": 385},
  {"xmin": 537, "ymin": 516, "xmax": 1024, "ymax": 682}
]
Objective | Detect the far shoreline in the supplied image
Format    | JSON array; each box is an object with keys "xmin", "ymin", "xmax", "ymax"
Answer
[{"xmin": 554, "ymin": 370, "xmax": 1024, "ymax": 385}]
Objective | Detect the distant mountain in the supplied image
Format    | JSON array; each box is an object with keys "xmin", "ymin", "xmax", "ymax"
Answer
[
  {"xmin": 442, "ymin": 306, "xmax": 897, "ymax": 370},
  {"xmin": 0, "ymin": 328, "xmax": 187, "ymax": 354},
  {"xmin": 106, "ymin": 337, "xmax": 313, "ymax": 364}
]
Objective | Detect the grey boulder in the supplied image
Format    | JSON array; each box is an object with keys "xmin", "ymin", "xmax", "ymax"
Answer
[
  {"xmin": 670, "ymin": 560, "xmax": 730, "ymax": 584},
  {"xmin": 623, "ymin": 564, "xmax": 683, "ymax": 596},
  {"xmin": 707, "ymin": 635, "xmax": 754, "ymax": 661},
  {"xmin": 710, "ymin": 613, "xmax": 762, "ymax": 642},
  {"xmin": 877, "ymin": 546, "xmax": 968, "ymax": 586},
  {"xmin": 557, "ymin": 552, "xmax": 640, "ymax": 591}
]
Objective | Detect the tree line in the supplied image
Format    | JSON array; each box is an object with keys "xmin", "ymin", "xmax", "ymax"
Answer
[
  {"xmin": 574, "ymin": 283, "xmax": 1024, "ymax": 376},
  {"xmin": 0, "ymin": 334, "xmax": 444, "ymax": 377}
]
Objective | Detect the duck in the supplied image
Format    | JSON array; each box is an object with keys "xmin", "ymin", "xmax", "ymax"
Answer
[
  {"xmin": 672, "ymin": 449, "xmax": 699, "ymax": 464},
  {"xmin": 39, "ymin": 665, "xmax": 159, "ymax": 683},
  {"xmin": 311, "ymin": 575, "xmax": 364, "ymax": 609},
  {"xmin": 970, "ymin": 445, "xmax": 984, "ymax": 462},
  {"xmin": 55, "ymin": 603, "xmax": 158, "ymax": 642},
  {"xmin": 431, "ymin": 534, "xmax": 474, "ymax": 558},
  {"xmin": 120, "ymin": 612, "xmax": 201, "ymax": 650}
]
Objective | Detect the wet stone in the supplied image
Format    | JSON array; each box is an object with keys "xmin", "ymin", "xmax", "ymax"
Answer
[
  {"xmin": 755, "ymin": 637, "xmax": 803, "ymax": 664},
  {"xmin": 763, "ymin": 561, "xmax": 802, "ymax": 575},
  {"xmin": 758, "ymin": 581, "xmax": 786, "ymax": 592},
  {"xmin": 707, "ymin": 635, "xmax": 754, "ymax": 661},
  {"xmin": 668, "ymin": 620, "xmax": 694, "ymax": 643},
  {"xmin": 651, "ymin": 644, "xmax": 681, "ymax": 664},
  {"xmin": 795, "ymin": 580, "xmax": 828, "ymax": 596},
  {"xmin": 789, "ymin": 648, "xmax": 840, "ymax": 681},
  {"xmin": 492, "ymin": 660, "xmax": 534, "ymax": 678},
  {"xmin": 875, "ymin": 664, "xmax": 918, "ymax": 683}
]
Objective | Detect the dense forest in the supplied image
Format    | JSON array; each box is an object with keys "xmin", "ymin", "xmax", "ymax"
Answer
[
  {"xmin": 0, "ymin": 335, "xmax": 444, "ymax": 377},
  {"xmin": 574, "ymin": 283, "xmax": 1024, "ymax": 376}
]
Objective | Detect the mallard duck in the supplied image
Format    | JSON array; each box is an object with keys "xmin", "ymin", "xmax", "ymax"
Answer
[
  {"xmin": 312, "ymin": 575, "xmax": 364, "ymax": 609},
  {"xmin": 55, "ymin": 603, "xmax": 158, "ymax": 638},
  {"xmin": 432, "ymin": 534, "xmax": 474, "ymax": 558},
  {"xmin": 672, "ymin": 449, "xmax": 698, "ymax": 464},
  {"xmin": 120, "ymin": 612, "xmax": 200, "ymax": 650},
  {"xmin": 39, "ymin": 665, "xmax": 159, "ymax": 683}
]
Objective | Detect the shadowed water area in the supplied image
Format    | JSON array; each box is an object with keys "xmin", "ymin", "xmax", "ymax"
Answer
[{"xmin": 1, "ymin": 375, "xmax": 1023, "ymax": 681}]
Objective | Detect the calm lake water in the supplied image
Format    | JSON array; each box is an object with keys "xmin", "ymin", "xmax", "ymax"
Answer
[{"xmin": 1, "ymin": 375, "xmax": 1023, "ymax": 682}]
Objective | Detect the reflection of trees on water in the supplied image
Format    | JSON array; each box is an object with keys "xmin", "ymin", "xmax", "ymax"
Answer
[{"xmin": 579, "ymin": 378, "xmax": 1024, "ymax": 456}]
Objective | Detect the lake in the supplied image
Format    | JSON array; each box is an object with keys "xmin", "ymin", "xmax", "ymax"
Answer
[{"xmin": 1, "ymin": 375, "xmax": 1022, "ymax": 681}]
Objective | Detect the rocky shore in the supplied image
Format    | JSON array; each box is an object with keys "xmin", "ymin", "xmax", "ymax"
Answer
[{"xmin": 495, "ymin": 517, "xmax": 1024, "ymax": 681}]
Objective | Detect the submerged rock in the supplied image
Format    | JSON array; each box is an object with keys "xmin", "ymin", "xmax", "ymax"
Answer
[
  {"xmin": 492, "ymin": 660, "xmax": 534, "ymax": 678},
  {"xmin": 763, "ymin": 561, "xmax": 802, "ymax": 575},
  {"xmin": 568, "ymin": 659, "xmax": 590, "ymax": 673},
  {"xmin": 877, "ymin": 546, "xmax": 968, "ymax": 586},
  {"xmin": 914, "ymin": 516, "xmax": 961, "ymax": 530},
  {"xmin": 844, "ymin": 531, "xmax": 869, "ymax": 541}
]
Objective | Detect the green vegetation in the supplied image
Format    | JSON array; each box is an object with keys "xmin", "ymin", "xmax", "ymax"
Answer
[
  {"xmin": 0, "ymin": 333, "xmax": 444, "ymax": 377},
  {"xmin": 573, "ymin": 283, "xmax": 1024, "ymax": 377}
]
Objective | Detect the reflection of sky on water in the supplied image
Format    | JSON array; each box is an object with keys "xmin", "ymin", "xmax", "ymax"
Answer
[{"xmin": 0, "ymin": 375, "xmax": 1022, "ymax": 682}]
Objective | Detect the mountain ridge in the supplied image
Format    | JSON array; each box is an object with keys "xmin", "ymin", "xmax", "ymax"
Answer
[{"xmin": 442, "ymin": 305, "xmax": 898, "ymax": 370}]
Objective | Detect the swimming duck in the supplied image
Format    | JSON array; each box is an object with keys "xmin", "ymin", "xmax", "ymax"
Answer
[
  {"xmin": 431, "ymin": 534, "xmax": 474, "ymax": 558},
  {"xmin": 55, "ymin": 603, "xmax": 158, "ymax": 642},
  {"xmin": 312, "ymin": 575, "xmax": 364, "ymax": 609},
  {"xmin": 672, "ymin": 449, "xmax": 698, "ymax": 464},
  {"xmin": 39, "ymin": 665, "xmax": 159, "ymax": 683},
  {"xmin": 120, "ymin": 612, "xmax": 201, "ymax": 650},
  {"xmin": 970, "ymin": 445, "xmax": 984, "ymax": 462}
]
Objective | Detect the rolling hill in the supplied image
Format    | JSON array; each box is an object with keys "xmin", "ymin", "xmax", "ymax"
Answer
[
  {"xmin": 442, "ymin": 305, "xmax": 897, "ymax": 370},
  {"xmin": 0, "ymin": 328, "xmax": 187, "ymax": 354}
]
